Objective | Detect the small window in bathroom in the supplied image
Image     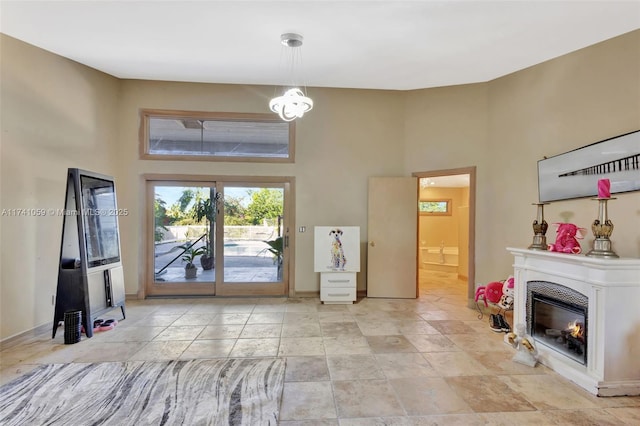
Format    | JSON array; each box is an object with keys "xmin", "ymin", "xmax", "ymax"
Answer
[{"xmin": 419, "ymin": 199, "xmax": 451, "ymax": 216}]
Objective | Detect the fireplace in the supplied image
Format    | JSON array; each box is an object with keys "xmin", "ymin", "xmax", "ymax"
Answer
[
  {"xmin": 508, "ymin": 247, "xmax": 640, "ymax": 397},
  {"xmin": 529, "ymin": 288, "xmax": 587, "ymax": 365}
]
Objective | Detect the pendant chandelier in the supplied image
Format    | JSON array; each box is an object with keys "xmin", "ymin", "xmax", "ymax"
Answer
[{"xmin": 269, "ymin": 33, "xmax": 313, "ymax": 122}]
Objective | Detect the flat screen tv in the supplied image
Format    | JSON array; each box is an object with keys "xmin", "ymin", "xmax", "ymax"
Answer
[{"xmin": 78, "ymin": 172, "xmax": 121, "ymax": 268}]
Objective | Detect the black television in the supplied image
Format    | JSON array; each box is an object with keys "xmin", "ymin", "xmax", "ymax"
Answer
[{"xmin": 78, "ymin": 172, "xmax": 121, "ymax": 268}]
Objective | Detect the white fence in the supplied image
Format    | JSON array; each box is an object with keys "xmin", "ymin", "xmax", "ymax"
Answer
[{"xmin": 158, "ymin": 225, "xmax": 279, "ymax": 243}]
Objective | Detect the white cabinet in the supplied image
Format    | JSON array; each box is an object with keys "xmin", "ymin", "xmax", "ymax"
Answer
[
  {"xmin": 314, "ymin": 227, "xmax": 360, "ymax": 304},
  {"xmin": 320, "ymin": 272, "xmax": 357, "ymax": 304}
]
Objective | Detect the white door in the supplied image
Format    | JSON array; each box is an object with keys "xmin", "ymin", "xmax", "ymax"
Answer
[{"xmin": 367, "ymin": 177, "xmax": 418, "ymax": 298}]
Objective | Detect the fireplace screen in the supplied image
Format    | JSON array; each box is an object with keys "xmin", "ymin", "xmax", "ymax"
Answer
[{"xmin": 531, "ymin": 292, "xmax": 587, "ymax": 365}]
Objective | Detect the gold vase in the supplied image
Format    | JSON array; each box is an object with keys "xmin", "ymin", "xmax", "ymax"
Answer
[{"xmin": 528, "ymin": 203, "xmax": 549, "ymax": 250}]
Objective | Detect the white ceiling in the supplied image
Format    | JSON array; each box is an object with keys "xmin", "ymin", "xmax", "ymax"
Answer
[{"xmin": 1, "ymin": 1, "xmax": 638, "ymax": 91}]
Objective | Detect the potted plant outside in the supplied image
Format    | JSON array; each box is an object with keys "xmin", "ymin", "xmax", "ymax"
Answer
[
  {"xmin": 192, "ymin": 193, "xmax": 215, "ymax": 270},
  {"xmin": 181, "ymin": 245, "xmax": 206, "ymax": 279},
  {"xmin": 263, "ymin": 236, "xmax": 284, "ymax": 280},
  {"xmin": 199, "ymin": 235, "xmax": 215, "ymax": 270}
]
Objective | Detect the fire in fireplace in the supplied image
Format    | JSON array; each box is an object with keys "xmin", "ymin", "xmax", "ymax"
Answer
[{"xmin": 530, "ymin": 292, "xmax": 588, "ymax": 365}]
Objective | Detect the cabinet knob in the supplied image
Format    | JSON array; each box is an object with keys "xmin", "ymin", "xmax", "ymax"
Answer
[{"xmin": 370, "ymin": 241, "xmax": 375, "ymax": 247}]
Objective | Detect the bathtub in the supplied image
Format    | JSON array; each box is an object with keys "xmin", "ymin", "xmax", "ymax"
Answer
[{"xmin": 420, "ymin": 246, "xmax": 459, "ymax": 273}]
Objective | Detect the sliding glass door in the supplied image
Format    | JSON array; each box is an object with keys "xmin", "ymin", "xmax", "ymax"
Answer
[
  {"xmin": 216, "ymin": 183, "xmax": 287, "ymax": 296},
  {"xmin": 145, "ymin": 177, "xmax": 291, "ymax": 297}
]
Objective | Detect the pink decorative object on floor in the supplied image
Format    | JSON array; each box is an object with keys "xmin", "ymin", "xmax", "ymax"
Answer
[
  {"xmin": 597, "ymin": 178, "xmax": 610, "ymax": 199},
  {"xmin": 497, "ymin": 277, "xmax": 515, "ymax": 311},
  {"xmin": 91, "ymin": 318, "xmax": 118, "ymax": 332},
  {"xmin": 475, "ymin": 276, "xmax": 514, "ymax": 308}
]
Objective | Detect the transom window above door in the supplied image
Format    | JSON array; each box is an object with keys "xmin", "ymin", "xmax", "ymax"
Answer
[{"xmin": 140, "ymin": 109, "xmax": 295, "ymax": 162}]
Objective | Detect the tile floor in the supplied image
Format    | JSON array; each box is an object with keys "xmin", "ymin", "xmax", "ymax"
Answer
[{"xmin": 1, "ymin": 270, "xmax": 639, "ymax": 425}]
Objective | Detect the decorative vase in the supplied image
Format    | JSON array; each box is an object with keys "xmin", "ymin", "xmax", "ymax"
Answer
[
  {"xmin": 200, "ymin": 254, "xmax": 214, "ymax": 270},
  {"xmin": 185, "ymin": 264, "xmax": 198, "ymax": 279}
]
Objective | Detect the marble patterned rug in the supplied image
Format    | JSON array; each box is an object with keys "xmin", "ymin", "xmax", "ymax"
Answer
[{"xmin": 0, "ymin": 358, "xmax": 285, "ymax": 425}]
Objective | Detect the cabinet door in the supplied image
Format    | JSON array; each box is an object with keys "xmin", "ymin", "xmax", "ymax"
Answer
[
  {"xmin": 87, "ymin": 271, "xmax": 107, "ymax": 314},
  {"xmin": 109, "ymin": 266, "xmax": 126, "ymax": 306},
  {"xmin": 321, "ymin": 272, "xmax": 356, "ymax": 288},
  {"xmin": 320, "ymin": 287, "xmax": 357, "ymax": 303}
]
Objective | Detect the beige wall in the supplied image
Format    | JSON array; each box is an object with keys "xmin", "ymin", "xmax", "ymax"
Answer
[
  {"xmin": 404, "ymin": 30, "xmax": 640, "ymax": 287},
  {"xmin": 115, "ymin": 82, "xmax": 406, "ymax": 298},
  {"xmin": 2, "ymin": 30, "xmax": 639, "ymax": 340},
  {"xmin": 403, "ymin": 83, "xmax": 490, "ymax": 289},
  {"xmin": 418, "ymin": 187, "xmax": 466, "ymax": 248},
  {"xmin": 1, "ymin": 35, "xmax": 121, "ymax": 338},
  {"xmin": 485, "ymin": 29, "xmax": 640, "ymax": 280}
]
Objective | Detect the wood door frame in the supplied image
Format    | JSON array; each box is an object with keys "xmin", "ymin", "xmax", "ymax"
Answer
[
  {"xmin": 215, "ymin": 181, "xmax": 291, "ymax": 297},
  {"xmin": 141, "ymin": 174, "xmax": 295, "ymax": 298},
  {"xmin": 412, "ymin": 166, "xmax": 476, "ymax": 306}
]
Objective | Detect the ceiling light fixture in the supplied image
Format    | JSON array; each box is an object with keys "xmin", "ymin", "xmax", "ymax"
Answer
[
  {"xmin": 420, "ymin": 178, "xmax": 436, "ymax": 188},
  {"xmin": 269, "ymin": 33, "xmax": 313, "ymax": 122}
]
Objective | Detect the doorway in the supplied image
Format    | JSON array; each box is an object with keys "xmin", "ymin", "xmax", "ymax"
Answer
[
  {"xmin": 413, "ymin": 167, "xmax": 475, "ymax": 304},
  {"xmin": 144, "ymin": 175, "xmax": 293, "ymax": 298}
]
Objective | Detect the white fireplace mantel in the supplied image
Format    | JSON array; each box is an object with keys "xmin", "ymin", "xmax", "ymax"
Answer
[{"xmin": 508, "ymin": 247, "xmax": 640, "ymax": 397}]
